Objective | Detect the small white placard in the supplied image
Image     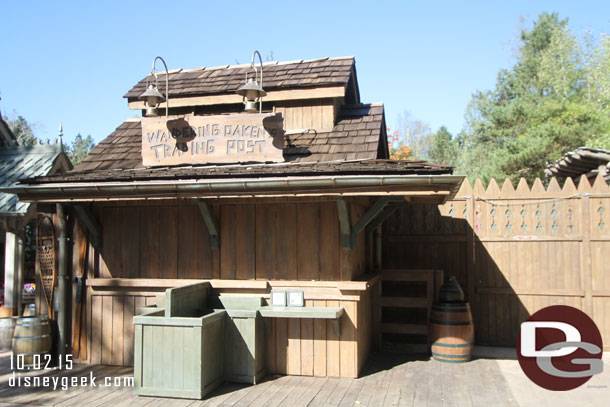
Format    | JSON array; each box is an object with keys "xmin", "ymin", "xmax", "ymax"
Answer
[
  {"xmin": 271, "ymin": 290, "xmax": 286, "ymax": 306},
  {"xmin": 287, "ymin": 290, "xmax": 304, "ymax": 307}
]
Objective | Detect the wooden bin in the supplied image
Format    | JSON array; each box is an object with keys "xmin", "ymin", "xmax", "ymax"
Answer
[
  {"xmin": 133, "ymin": 282, "xmax": 226, "ymax": 399},
  {"xmin": 213, "ymin": 296, "xmax": 266, "ymax": 384}
]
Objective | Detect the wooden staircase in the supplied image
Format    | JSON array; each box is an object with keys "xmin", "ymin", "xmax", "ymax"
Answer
[{"xmin": 373, "ymin": 269, "xmax": 443, "ymax": 353}]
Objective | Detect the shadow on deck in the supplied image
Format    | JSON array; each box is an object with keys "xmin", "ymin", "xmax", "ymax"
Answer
[{"xmin": 0, "ymin": 349, "xmax": 518, "ymax": 406}]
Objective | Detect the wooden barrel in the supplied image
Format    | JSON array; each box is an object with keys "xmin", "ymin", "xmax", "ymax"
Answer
[
  {"xmin": 12, "ymin": 317, "xmax": 52, "ymax": 366},
  {"xmin": 23, "ymin": 304, "xmax": 36, "ymax": 317},
  {"xmin": 429, "ymin": 302, "xmax": 474, "ymax": 362},
  {"xmin": 0, "ymin": 317, "xmax": 18, "ymax": 350},
  {"xmin": 0, "ymin": 307, "xmax": 14, "ymax": 318}
]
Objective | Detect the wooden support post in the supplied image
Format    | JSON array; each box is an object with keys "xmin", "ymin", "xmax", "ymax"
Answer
[
  {"xmin": 372, "ymin": 277, "xmax": 381, "ymax": 350},
  {"xmin": 3, "ymin": 227, "xmax": 18, "ymax": 311},
  {"xmin": 374, "ymin": 227, "xmax": 382, "ymax": 270},
  {"xmin": 198, "ymin": 200, "xmax": 219, "ymax": 249},
  {"xmin": 335, "ymin": 198, "xmax": 352, "ymax": 249},
  {"xmin": 16, "ymin": 234, "xmax": 24, "ymax": 316},
  {"xmin": 74, "ymin": 205, "xmax": 102, "ymax": 250},
  {"xmin": 56, "ymin": 204, "xmax": 68, "ymax": 359}
]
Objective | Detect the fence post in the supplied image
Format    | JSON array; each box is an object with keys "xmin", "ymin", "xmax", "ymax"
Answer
[
  {"xmin": 580, "ymin": 193, "xmax": 593, "ymax": 316},
  {"xmin": 467, "ymin": 191, "xmax": 476, "ymax": 315}
]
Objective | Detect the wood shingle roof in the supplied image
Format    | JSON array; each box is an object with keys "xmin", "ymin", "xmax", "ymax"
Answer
[
  {"xmin": 124, "ymin": 57, "xmax": 355, "ymax": 101},
  {"xmin": 14, "ymin": 56, "xmax": 458, "ymax": 188},
  {"xmin": 71, "ymin": 103, "xmax": 388, "ymax": 173},
  {"xmin": 28, "ymin": 159, "xmax": 451, "ymax": 184}
]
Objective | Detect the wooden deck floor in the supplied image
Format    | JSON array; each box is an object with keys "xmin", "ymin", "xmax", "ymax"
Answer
[{"xmin": 0, "ymin": 351, "xmax": 518, "ymax": 406}]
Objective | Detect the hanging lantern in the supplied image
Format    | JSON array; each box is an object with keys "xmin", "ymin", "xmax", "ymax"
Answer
[
  {"xmin": 139, "ymin": 84, "xmax": 166, "ymax": 117},
  {"xmin": 138, "ymin": 56, "xmax": 169, "ymax": 117},
  {"xmin": 236, "ymin": 50, "xmax": 266, "ymax": 113},
  {"xmin": 236, "ymin": 78, "xmax": 267, "ymax": 113}
]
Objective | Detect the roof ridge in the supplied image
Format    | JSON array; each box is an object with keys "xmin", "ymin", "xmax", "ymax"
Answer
[
  {"xmin": 328, "ymin": 56, "xmax": 355, "ymax": 61},
  {"xmin": 341, "ymin": 103, "xmax": 384, "ymax": 109},
  {"xmin": 151, "ymin": 56, "xmax": 355, "ymax": 76}
]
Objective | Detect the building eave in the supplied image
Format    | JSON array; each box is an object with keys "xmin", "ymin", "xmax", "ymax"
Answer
[{"xmin": 2, "ymin": 174, "xmax": 465, "ymax": 204}]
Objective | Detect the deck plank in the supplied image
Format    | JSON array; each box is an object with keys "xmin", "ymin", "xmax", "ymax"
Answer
[
  {"xmin": 0, "ymin": 351, "xmax": 519, "ymax": 407},
  {"xmin": 380, "ymin": 361, "xmax": 407, "ymax": 407},
  {"xmin": 337, "ymin": 376, "xmax": 366, "ymax": 407},
  {"xmin": 267, "ymin": 375, "xmax": 307, "ymax": 407},
  {"xmin": 231, "ymin": 376, "xmax": 277, "ymax": 407},
  {"xmin": 397, "ymin": 359, "xmax": 421, "ymax": 407},
  {"xmin": 481, "ymin": 359, "xmax": 518, "ymax": 407},
  {"xmin": 353, "ymin": 367, "xmax": 387, "ymax": 406},
  {"xmin": 288, "ymin": 376, "xmax": 325, "ymax": 407},
  {"xmin": 245, "ymin": 375, "xmax": 292, "ymax": 407}
]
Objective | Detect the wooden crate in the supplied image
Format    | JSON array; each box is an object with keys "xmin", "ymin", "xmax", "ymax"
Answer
[{"xmin": 133, "ymin": 282, "xmax": 226, "ymax": 399}]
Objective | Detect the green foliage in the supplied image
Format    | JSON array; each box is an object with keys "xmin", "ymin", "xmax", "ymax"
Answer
[
  {"xmin": 3, "ymin": 112, "xmax": 96, "ymax": 166},
  {"xmin": 586, "ymin": 133, "xmax": 610, "ymax": 149},
  {"xmin": 457, "ymin": 12, "xmax": 610, "ymax": 184},
  {"xmin": 2, "ymin": 114, "xmax": 38, "ymax": 144},
  {"xmin": 65, "ymin": 134, "xmax": 95, "ymax": 166},
  {"xmin": 428, "ymin": 126, "xmax": 458, "ymax": 166},
  {"xmin": 388, "ymin": 115, "xmax": 460, "ymax": 167}
]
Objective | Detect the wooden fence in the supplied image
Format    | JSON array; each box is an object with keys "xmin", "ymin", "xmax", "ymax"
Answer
[{"xmin": 382, "ymin": 173, "xmax": 610, "ymax": 349}]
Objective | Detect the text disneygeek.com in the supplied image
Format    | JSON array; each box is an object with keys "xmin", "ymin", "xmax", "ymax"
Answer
[{"xmin": 9, "ymin": 372, "xmax": 134, "ymax": 391}]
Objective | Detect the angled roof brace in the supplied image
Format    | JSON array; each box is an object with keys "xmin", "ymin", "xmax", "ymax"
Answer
[
  {"xmin": 336, "ymin": 196, "xmax": 403, "ymax": 250},
  {"xmin": 198, "ymin": 200, "xmax": 219, "ymax": 249},
  {"xmin": 73, "ymin": 204, "xmax": 102, "ymax": 250}
]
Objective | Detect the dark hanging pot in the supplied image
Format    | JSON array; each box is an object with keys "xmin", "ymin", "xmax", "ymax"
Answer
[{"xmin": 438, "ymin": 276, "xmax": 464, "ymax": 303}]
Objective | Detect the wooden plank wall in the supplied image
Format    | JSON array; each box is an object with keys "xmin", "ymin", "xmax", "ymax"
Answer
[
  {"xmin": 87, "ymin": 292, "xmax": 157, "ymax": 366},
  {"xmin": 76, "ymin": 198, "xmax": 370, "ymax": 370},
  {"xmin": 357, "ymin": 288, "xmax": 372, "ymax": 374},
  {"xmin": 382, "ymin": 174, "xmax": 610, "ymax": 349},
  {"xmin": 81, "ymin": 287, "xmax": 370, "ymax": 376},
  {"xmin": 265, "ymin": 295, "xmax": 367, "ymax": 378},
  {"xmin": 95, "ymin": 200, "xmax": 366, "ymax": 282},
  {"xmin": 274, "ymin": 99, "xmax": 336, "ymax": 132}
]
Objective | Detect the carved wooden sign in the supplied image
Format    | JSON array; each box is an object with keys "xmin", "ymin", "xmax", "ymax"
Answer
[{"xmin": 141, "ymin": 113, "xmax": 284, "ymax": 166}]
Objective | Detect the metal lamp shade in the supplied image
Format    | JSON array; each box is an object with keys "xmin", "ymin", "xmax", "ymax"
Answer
[
  {"xmin": 139, "ymin": 84, "xmax": 166, "ymax": 117},
  {"xmin": 236, "ymin": 79, "xmax": 267, "ymax": 100},
  {"xmin": 237, "ymin": 79, "xmax": 266, "ymax": 113}
]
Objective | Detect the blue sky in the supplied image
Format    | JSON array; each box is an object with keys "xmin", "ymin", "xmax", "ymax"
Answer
[{"xmin": 1, "ymin": 1, "xmax": 609, "ymax": 146}]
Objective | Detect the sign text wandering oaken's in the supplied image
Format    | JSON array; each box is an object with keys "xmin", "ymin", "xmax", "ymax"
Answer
[{"xmin": 141, "ymin": 113, "xmax": 284, "ymax": 166}]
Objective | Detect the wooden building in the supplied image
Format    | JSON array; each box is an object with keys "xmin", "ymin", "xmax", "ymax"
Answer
[
  {"xmin": 0, "ymin": 112, "xmax": 71, "ymax": 316},
  {"xmin": 5, "ymin": 56, "xmax": 463, "ymax": 378},
  {"xmin": 545, "ymin": 146, "xmax": 610, "ymax": 185}
]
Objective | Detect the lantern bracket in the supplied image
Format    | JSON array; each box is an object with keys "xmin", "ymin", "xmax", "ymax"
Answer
[{"xmin": 141, "ymin": 56, "xmax": 169, "ymax": 117}]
